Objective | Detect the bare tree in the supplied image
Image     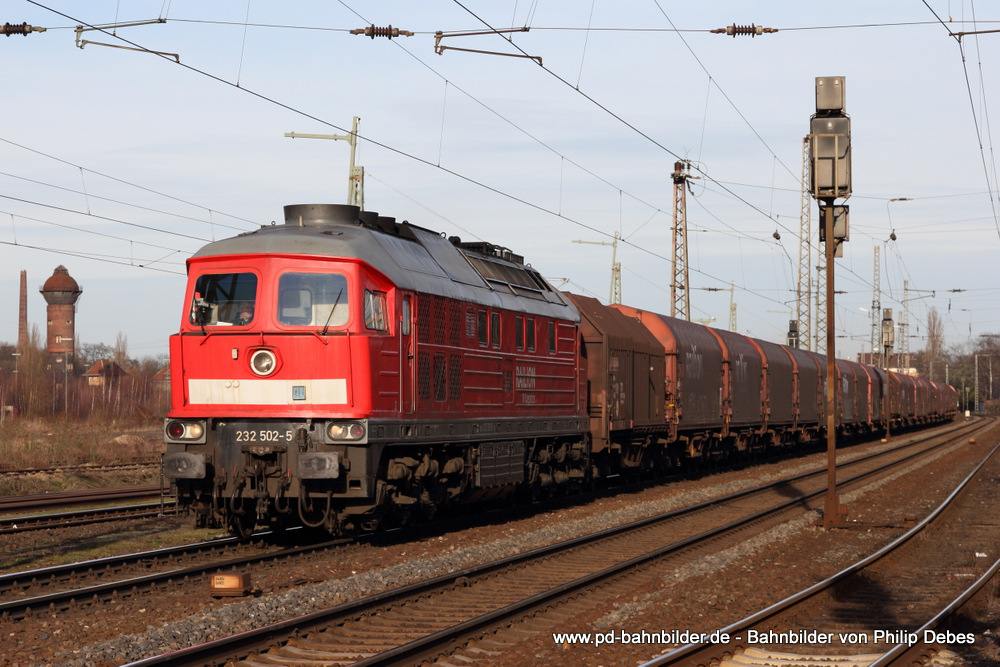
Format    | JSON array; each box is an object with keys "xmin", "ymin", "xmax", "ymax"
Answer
[
  {"xmin": 18, "ymin": 325, "xmax": 52, "ymax": 416},
  {"xmin": 113, "ymin": 331, "xmax": 130, "ymax": 368},
  {"xmin": 925, "ymin": 307, "xmax": 945, "ymax": 381},
  {"xmin": 77, "ymin": 342, "xmax": 114, "ymax": 371}
]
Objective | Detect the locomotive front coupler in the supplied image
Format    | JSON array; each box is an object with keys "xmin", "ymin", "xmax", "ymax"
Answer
[
  {"xmin": 274, "ymin": 471, "xmax": 293, "ymax": 515},
  {"xmin": 249, "ymin": 459, "xmax": 272, "ymax": 523}
]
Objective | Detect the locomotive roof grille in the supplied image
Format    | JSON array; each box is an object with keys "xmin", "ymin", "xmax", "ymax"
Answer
[
  {"xmin": 190, "ymin": 204, "xmax": 575, "ymax": 319},
  {"xmin": 451, "ymin": 240, "xmax": 524, "ymax": 265},
  {"xmin": 461, "ymin": 253, "xmax": 551, "ymax": 299}
]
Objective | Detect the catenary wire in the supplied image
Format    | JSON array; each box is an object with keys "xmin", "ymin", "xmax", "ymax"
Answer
[
  {"xmin": 24, "ymin": 2, "xmax": 983, "ymax": 338},
  {"xmin": 0, "ymin": 169, "xmax": 250, "ymax": 234},
  {"xmin": 0, "ymin": 137, "xmax": 259, "ymax": 229},
  {"xmin": 29, "ymin": 1, "xmax": 789, "ymax": 308}
]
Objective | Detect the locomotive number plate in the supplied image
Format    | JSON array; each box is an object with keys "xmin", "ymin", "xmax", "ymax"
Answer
[
  {"xmin": 235, "ymin": 428, "xmax": 292, "ymax": 443},
  {"xmin": 220, "ymin": 422, "xmax": 295, "ymax": 447}
]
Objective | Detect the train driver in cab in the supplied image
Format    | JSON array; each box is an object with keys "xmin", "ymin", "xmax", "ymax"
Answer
[{"xmin": 234, "ymin": 300, "xmax": 254, "ymax": 326}]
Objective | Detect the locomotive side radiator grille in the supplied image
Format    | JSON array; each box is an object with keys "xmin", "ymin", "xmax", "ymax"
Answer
[{"xmin": 448, "ymin": 355, "xmax": 463, "ymax": 400}]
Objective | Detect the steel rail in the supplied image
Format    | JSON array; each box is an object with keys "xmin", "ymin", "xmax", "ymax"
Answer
[
  {"xmin": 0, "ymin": 532, "xmax": 247, "ymax": 595},
  {"xmin": 0, "ymin": 486, "xmax": 167, "ymax": 511},
  {"xmin": 119, "ymin": 419, "xmax": 991, "ymax": 666},
  {"xmin": 0, "ymin": 531, "xmax": 352, "ymax": 621},
  {"xmin": 638, "ymin": 439, "xmax": 1000, "ymax": 667},
  {"xmin": 0, "ymin": 500, "xmax": 178, "ymax": 534},
  {"xmin": 0, "ymin": 459, "xmax": 161, "ymax": 476},
  {"xmin": 870, "ymin": 555, "xmax": 1000, "ymax": 666},
  {"xmin": 5, "ymin": 421, "xmax": 978, "ymax": 612}
]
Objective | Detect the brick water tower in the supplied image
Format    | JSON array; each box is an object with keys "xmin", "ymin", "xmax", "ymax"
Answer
[{"xmin": 40, "ymin": 265, "xmax": 82, "ymax": 372}]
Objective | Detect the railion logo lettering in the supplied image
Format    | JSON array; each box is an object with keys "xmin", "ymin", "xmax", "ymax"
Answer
[
  {"xmin": 685, "ymin": 345, "xmax": 703, "ymax": 379},
  {"xmin": 516, "ymin": 365, "xmax": 537, "ymax": 390},
  {"xmin": 734, "ymin": 354, "xmax": 748, "ymax": 384}
]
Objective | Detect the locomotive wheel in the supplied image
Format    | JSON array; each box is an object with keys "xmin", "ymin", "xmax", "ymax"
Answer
[{"xmin": 228, "ymin": 503, "xmax": 256, "ymax": 540}]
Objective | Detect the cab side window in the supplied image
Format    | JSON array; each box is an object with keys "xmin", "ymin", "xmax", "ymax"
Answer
[
  {"xmin": 364, "ymin": 290, "xmax": 388, "ymax": 331},
  {"xmin": 401, "ymin": 296, "xmax": 412, "ymax": 336},
  {"xmin": 490, "ymin": 312, "xmax": 501, "ymax": 349},
  {"xmin": 478, "ymin": 310, "xmax": 488, "ymax": 347}
]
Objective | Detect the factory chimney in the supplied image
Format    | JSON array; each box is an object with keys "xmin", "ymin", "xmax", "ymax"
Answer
[{"xmin": 18, "ymin": 270, "xmax": 27, "ymax": 351}]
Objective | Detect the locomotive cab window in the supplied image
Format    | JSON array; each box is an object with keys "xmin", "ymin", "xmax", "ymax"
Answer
[
  {"xmin": 364, "ymin": 290, "xmax": 388, "ymax": 331},
  {"xmin": 277, "ymin": 272, "xmax": 349, "ymax": 328},
  {"xmin": 189, "ymin": 272, "xmax": 258, "ymax": 327}
]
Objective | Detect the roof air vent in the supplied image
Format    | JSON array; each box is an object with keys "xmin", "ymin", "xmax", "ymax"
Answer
[{"xmin": 283, "ymin": 204, "xmax": 360, "ymax": 227}]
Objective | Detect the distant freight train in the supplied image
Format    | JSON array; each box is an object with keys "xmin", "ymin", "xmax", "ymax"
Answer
[{"xmin": 162, "ymin": 204, "xmax": 958, "ymax": 537}]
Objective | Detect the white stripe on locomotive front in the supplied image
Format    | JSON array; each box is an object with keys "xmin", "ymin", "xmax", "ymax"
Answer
[{"xmin": 187, "ymin": 378, "xmax": 348, "ymax": 405}]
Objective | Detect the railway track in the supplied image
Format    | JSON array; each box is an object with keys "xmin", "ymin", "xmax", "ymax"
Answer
[
  {"xmin": 0, "ymin": 425, "xmax": 954, "ymax": 601},
  {"xmin": 0, "ymin": 485, "xmax": 175, "ymax": 534},
  {"xmin": 116, "ymin": 419, "xmax": 991, "ymax": 666},
  {"xmin": 0, "ymin": 459, "xmax": 161, "ymax": 477},
  {"xmin": 0, "ymin": 485, "xmax": 167, "ymax": 512},
  {"xmin": 0, "ymin": 529, "xmax": 356, "ymax": 622},
  {"xmin": 0, "ymin": 500, "xmax": 177, "ymax": 535},
  {"xmin": 0, "ymin": 532, "xmax": 252, "ymax": 597},
  {"xmin": 641, "ymin": 439, "xmax": 1000, "ymax": 667}
]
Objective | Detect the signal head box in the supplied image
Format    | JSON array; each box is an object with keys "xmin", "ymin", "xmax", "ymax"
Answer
[{"xmin": 815, "ymin": 76, "xmax": 846, "ymax": 112}]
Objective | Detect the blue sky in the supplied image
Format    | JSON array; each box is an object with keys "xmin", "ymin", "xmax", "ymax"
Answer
[{"xmin": 3, "ymin": 1, "xmax": 998, "ymax": 362}]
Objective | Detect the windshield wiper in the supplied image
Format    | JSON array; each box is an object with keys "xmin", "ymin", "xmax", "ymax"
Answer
[
  {"xmin": 321, "ymin": 288, "xmax": 344, "ymax": 336},
  {"xmin": 193, "ymin": 298, "xmax": 209, "ymax": 336}
]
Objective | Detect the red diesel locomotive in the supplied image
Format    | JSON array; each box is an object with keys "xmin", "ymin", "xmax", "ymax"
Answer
[{"xmin": 162, "ymin": 204, "xmax": 957, "ymax": 537}]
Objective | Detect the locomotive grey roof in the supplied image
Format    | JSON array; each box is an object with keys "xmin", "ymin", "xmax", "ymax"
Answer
[{"xmin": 190, "ymin": 204, "xmax": 577, "ymax": 320}]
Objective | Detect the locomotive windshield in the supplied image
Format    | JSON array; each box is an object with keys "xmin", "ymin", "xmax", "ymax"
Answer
[
  {"xmin": 189, "ymin": 272, "xmax": 258, "ymax": 326},
  {"xmin": 277, "ymin": 272, "xmax": 349, "ymax": 328}
]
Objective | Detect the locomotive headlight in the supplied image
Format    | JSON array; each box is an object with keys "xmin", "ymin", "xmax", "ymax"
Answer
[
  {"xmin": 164, "ymin": 419, "xmax": 207, "ymax": 443},
  {"xmin": 249, "ymin": 349, "xmax": 278, "ymax": 376},
  {"xmin": 326, "ymin": 420, "xmax": 367, "ymax": 443}
]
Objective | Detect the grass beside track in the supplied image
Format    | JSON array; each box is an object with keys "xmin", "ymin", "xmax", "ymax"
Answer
[{"xmin": 0, "ymin": 417, "xmax": 164, "ymax": 496}]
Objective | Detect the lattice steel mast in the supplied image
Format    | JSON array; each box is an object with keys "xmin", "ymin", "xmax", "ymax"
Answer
[
  {"xmin": 671, "ymin": 161, "xmax": 692, "ymax": 320},
  {"xmin": 572, "ymin": 232, "xmax": 622, "ymax": 304},
  {"xmin": 813, "ymin": 222, "xmax": 827, "ymax": 353},
  {"xmin": 900, "ymin": 279, "xmax": 910, "ymax": 371},
  {"xmin": 796, "ymin": 137, "xmax": 813, "ymax": 349},
  {"xmin": 728, "ymin": 281, "xmax": 737, "ymax": 332},
  {"xmin": 870, "ymin": 245, "xmax": 881, "ymax": 367}
]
